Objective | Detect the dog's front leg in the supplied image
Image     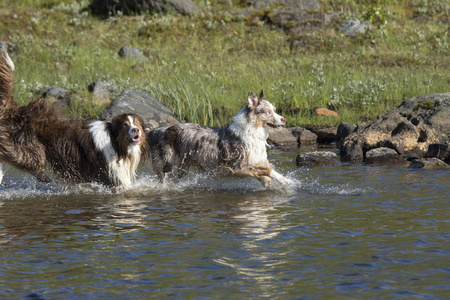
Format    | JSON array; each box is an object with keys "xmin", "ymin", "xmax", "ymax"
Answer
[{"xmin": 270, "ymin": 169, "xmax": 293, "ymax": 185}]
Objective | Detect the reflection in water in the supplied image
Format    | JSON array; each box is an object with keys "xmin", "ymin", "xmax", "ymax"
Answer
[
  {"xmin": 214, "ymin": 192, "xmax": 294, "ymax": 296},
  {"xmin": 0, "ymin": 150, "xmax": 449, "ymax": 299}
]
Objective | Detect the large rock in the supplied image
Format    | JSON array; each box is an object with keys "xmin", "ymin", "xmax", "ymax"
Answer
[
  {"xmin": 34, "ymin": 86, "xmax": 72, "ymax": 111},
  {"xmin": 291, "ymin": 127, "xmax": 318, "ymax": 144},
  {"xmin": 243, "ymin": 9, "xmax": 338, "ymax": 35},
  {"xmin": 88, "ymin": 81, "xmax": 119, "ymax": 104},
  {"xmin": 314, "ymin": 127, "xmax": 337, "ymax": 144},
  {"xmin": 338, "ymin": 18, "xmax": 372, "ymax": 36},
  {"xmin": 296, "ymin": 151, "xmax": 340, "ymax": 167},
  {"xmin": 247, "ymin": 0, "xmax": 323, "ymax": 11},
  {"xmin": 409, "ymin": 158, "xmax": 450, "ymax": 169},
  {"xmin": 268, "ymin": 127, "xmax": 297, "ymax": 145},
  {"xmin": 90, "ymin": 0, "xmax": 201, "ymax": 16},
  {"xmin": 336, "ymin": 123, "xmax": 357, "ymax": 148},
  {"xmin": 426, "ymin": 143, "xmax": 450, "ymax": 164},
  {"xmin": 118, "ymin": 46, "xmax": 147, "ymax": 61},
  {"xmin": 100, "ymin": 89, "xmax": 180, "ymax": 129},
  {"xmin": 365, "ymin": 147, "xmax": 407, "ymax": 165},
  {"xmin": 340, "ymin": 138, "xmax": 364, "ymax": 162},
  {"xmin": 340, "ymin": 93, "xmax": 450, "ymax": 163}
]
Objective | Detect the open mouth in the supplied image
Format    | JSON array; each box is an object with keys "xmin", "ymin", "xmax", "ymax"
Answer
[
  {"xmin": 267, "ymin": 123, "xmax": 283, "ymax": 131},
  {"xmin": 130, "ymin": 134, "xmax": 141, "ymax": 144}
]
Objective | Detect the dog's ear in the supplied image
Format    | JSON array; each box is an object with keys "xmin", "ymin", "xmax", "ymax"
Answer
[
  {"xmin": 247, "ymin": 91, "xmax": 259, "ymax": 109},
  {"xmin": 259, "ymin": 89, "xmax": 264, "ymax": 99}
]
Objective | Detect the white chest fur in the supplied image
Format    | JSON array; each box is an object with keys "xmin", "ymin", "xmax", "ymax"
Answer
[
  {"xmin": 229, "ymin": 113, "xmax": 270, "ymax": 167},
  {"xmin": 244, "ymin": 127, "xmax": 269, "ymax": 166},
  {"xmin": 89, "ymin": 121, "xmax": 141, "ymax": 187}
]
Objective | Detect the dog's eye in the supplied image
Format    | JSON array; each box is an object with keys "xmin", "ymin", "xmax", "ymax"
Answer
[{"xmin": 266, "ymin": 111, "xmax": 271, "ymax": 115}]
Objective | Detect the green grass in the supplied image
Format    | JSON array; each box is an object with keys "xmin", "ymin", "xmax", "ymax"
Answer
[{"xmin": 0, "ymin": 0, "xmax": 448, "ymax": 128}]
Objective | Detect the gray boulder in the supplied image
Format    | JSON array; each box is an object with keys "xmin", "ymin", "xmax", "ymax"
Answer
[
  {"xmin": 34, "ymin": 86, "xmax": 72, "ymax": 111},
  {"xmin": 409, "ymin": 158, "xmax": 450, "ymax": 169},
  {"xmin": 247, "ymin": 0, "xmax": 323, "ymax": 11},
  {"xmin": 268, "ymin": 127, "xmax": 297, "ymax": 146},
  {"xmin": 118, "ymin": 46, "xmax": 147, "ymax": 61},
  {"xmin": 291, "ymin": 127, "xmax": 318, "ymax": 144},
  {"xmin": 296, "ymin": 151, "xmax": 340, "ymax": 167},
  {"xmin": 340, "ymin": 93, "xmax": 450, "ymax": 163},
  {"xmin": 271, "ymin": 10, "xmax": 336, "ymax": 35},
  {"xmin": 340, "ymin": 138, "xmax": 364, "ymax": 162},
  {"xmin": 100, "ymin": 89, "xmax": 180, "ymax": 129},
  {"xmin": 90, "ymin": 0, "xmax": 201, "ymax": 16},
  {"xmin": 338, "ymin": 18, "xmax": 372, "ymax": 35},
  {"xmin": 161, "ymin": 0, "xmax": 201, "ymax": 15},
  {"xmin": 365, "ymin": 147, "xmax": 407, "ymax": 165},
  {"xmin": 88, "ymin": 81, "xmax": 120, "ymax": 104},
  {"xmin": 338, "ymin": 18, "xmax": 372, "ymax": 36},
  {"xmin": 241, "ymin": 8, "xmax": 338, "ymax": 36}
]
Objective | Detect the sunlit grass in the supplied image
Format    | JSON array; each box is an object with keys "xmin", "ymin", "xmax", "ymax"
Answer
[{"xmin": 0, "ymin": 0, "xmax": 448, "ymax": 128}]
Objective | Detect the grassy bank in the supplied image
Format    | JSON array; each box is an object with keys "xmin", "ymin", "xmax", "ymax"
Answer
[{"xmin": 0, "ymin": 0, "xmax": 448, "ymax": 128}]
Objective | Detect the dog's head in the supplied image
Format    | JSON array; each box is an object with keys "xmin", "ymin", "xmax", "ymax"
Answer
[
  {"xmin": 111, "ymin": 113, "xmax": 146, "ymax": 147},
  {"xmin": 247, "ymin": 90, "xmax": 286, "ymax": 130}
]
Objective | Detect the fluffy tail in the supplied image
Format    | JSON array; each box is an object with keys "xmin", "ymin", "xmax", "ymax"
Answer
[{"xmin": 0, "ymin": 49, "xmax": 16, "ymax": 114}]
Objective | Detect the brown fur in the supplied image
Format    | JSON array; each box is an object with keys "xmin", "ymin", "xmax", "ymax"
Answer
[
  {"xmin": 0, "ymin": 50, "xmax": 148, "ymax": 187},
  {"xmin": 0, "ymin": 51, "xmax": 46, "ymax": 176}
]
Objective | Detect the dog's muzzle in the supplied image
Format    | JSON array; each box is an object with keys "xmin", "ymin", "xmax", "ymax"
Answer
[{"xmin": 130, "ymin": 128, "xmax": 141, "ymax": 144}]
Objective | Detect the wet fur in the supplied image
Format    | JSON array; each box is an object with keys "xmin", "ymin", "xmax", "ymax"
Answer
[
  {"xmin": 0, "ymin": 50, "xmax": 148, "ymax": 187},
  {"xmin": 148, "ymin": 91, "xmax": 292, "ymax": 186}
]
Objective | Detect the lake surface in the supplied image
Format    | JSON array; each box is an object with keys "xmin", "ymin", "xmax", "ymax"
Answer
[{"xmin": 0, "ymin": 147, "xmax": 449, "ymax": 299}]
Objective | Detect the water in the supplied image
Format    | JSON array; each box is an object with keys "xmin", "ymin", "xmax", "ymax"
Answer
[{"xmin": 0, "ymin": 147, "xmax": 449, "ymax": 299}]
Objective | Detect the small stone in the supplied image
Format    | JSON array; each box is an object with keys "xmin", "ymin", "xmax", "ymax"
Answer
[
  {"xmin": 296, "ymin": 151, "xmax": 340, "ymax": 167},
  {"xmin": 365, "ymin": 147, "xmax": 407, "ymax": 165},
  {"xmin": 315, "ymin": 107, "xmax": 338, "ymax": 117},
  {"xmin": 409, "ymin": 158, "xmax": 450, "ymax": 169}
]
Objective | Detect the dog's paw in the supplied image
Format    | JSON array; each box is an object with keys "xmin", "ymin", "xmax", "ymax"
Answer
[
  {"xmin": 271, "ymin": 170, "xmax": 293, "ymax": 185},
  {"xmin": 279, "ymin": 177, "xmax": 294, "ymax": 185},
  {"xmin": 35, "ymin": 171, "xmax": 52, "ymax": 183},
  {"xmin": 258, "ymin": 176, "xmax": 272, "ymax": 187}
]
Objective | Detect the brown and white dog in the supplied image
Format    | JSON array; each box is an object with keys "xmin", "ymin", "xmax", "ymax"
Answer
[
  {"xmin": 0, "ymin": 50, "xmax": 147, "ymax": 188},
  {"xmin": 147, "ymin": 90, "xmax": 293, "ymax": 187}
]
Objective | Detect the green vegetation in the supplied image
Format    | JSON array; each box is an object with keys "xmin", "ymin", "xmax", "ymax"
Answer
[{"xmin": 0, "ymin": 0, "xmax": 448, "ymax": 128}]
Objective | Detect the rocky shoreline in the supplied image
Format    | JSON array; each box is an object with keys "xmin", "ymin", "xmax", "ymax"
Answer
[{"xmin": 32, "ymin": 83, "xmax": 450, "ymax": 170}]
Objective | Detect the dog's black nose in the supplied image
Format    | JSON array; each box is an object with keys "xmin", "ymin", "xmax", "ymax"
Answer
[{"xmin": 132, "ymin": 128, "xmax": 140, "ymax": 134}]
